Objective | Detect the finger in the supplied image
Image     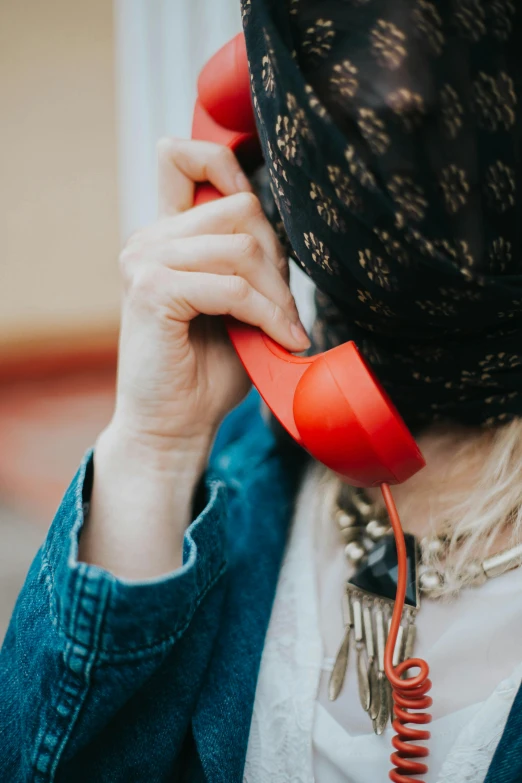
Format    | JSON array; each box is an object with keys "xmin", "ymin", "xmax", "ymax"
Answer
[
  {"xmin": 155, "ymin": 191, "xmax": 290, "ymax": 282},
  {"xmin": 131, "ymin": 234, "xmax": 300, "ymax": 321},
  {"xmin": 157, "ymin": 137, "xmax": 253, "ymax": 217},
  {"xmin": 141, "ymin": 268, "xmax": 310, "ymax": 352}
]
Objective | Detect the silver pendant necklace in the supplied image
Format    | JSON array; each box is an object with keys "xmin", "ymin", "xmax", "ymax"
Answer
[{"xmin": 329, "ymin": 485, "xmax": 522, "ymax": 734}]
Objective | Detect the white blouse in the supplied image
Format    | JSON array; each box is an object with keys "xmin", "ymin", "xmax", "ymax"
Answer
[{"xmin": 244, "ymin": 462, "xmax": 522, "ymax": 783}]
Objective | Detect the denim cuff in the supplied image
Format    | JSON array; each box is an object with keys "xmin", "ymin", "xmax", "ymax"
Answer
[{"xmin": 44, "ymin": 450, "xmax": 228, "ymax": 661}]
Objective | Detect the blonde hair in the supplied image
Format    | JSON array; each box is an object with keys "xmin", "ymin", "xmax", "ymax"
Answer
[{"xmin": 323, "ymin": 418, "xmax": 522, "ymax": 600}]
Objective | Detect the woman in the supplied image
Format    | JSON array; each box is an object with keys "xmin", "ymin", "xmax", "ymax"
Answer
[{"xmin": 2, "ymin": 1, "xmax": 522, "ymax": 781}]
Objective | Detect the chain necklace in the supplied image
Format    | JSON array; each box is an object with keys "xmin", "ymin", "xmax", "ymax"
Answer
[{"xmin": 329, "ymin": 484, "xmax": 522, "ymax": 735}]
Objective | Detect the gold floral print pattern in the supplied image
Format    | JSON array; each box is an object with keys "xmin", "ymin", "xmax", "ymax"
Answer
[
  {"xmin": 370, "ymin": 20, "xmax": 407, "ymax": 70},
  {"xmin": 360, "ymin": 342, "xmax": 385, "ymax": 366},
  {"xmin": 268, "ymin": 176, "xmax": 290, "ymax": 215},
  {"xmin": 498, "ymin": 300, "xmax": 522, "ymax": 319},
  {"xmin": 327, "ymin": 165, "xmax": 361, "ymax": 210},
  {"xmin": 485, "ymin": 391, "xmax": 518, "ymax": 407},
  {"xmin": 286, "ymin": 93, "xmax": 313, "ymax": 140},
  {"xmin": 354, "ymin": 320, "xmax": 379, "ymax": 333},
  {"xmin": 262, "ymin": 54, "xmax": 275, "ymax": 95},
  {"xmin": 344, "ymin": 146, "xmax": 377, "ymax": 189},
  {"xmin": 374, "ymin": 228, "xmax": 410, "ymax": 266},
  {"xmin": 490, "ymin": 0, "xmax": 515, "ymax": 41},
  {"xmin": 275, "ymin": 115, "xmax": 299, "ymax": 163},
  {"xmin": 445, "ymin": 369, "xmax": 492, "ymax": 390},
  {"xmin": 357, "ymin": 108, "xmax": 390, "ymax": 155},
  {"xmin": 439, "ymin": 85, "xmax": 464, "ymax": 139},
  {"xmin": 412, "ymin": 371, "xmax": 446, "ymax": 384},
  {"xmin": 388, "ymin": 175, "xmax": 427, "ymax": 222},
  {"xmin": 275, "ymin": 93, "xmax": 312, "ymax": 163},
  {"xmin": 302, "ymin": 19, "xmax": 335, "ymax": 62},
  {"xmin": 412, "ymin": 0, "xmax": 445, "ymax": 56},
  {"xmin": 404, "ymin": 227, "xmax": 435, "ymax": 258},
  {"xmin": 249, "ymin": 71, "xmax": 259, "ymax": 119},
  {"xmin": 268, "ymin": 168, "xmax": 290, "ymax": 215},
  {"xmin": 330, "ymin": 59, "xmax": 359, "ymax": 100},
  {"xmin": 359, "ymin": 249, "xmax": 398, "ymax": 290},
  {"xmin": 387, "ymin": 89, "xmax": 425, "ymax": 132},
  {"xmin": 267, "ymin": 141, "xmax": 288, "ymax": 182},
  {"xmin": 454, "ymin": 0, "xmax": 486, "ymax": 42},
  {"xmin": 484, "ymin": 412, "xmax": 512, "ymax": 427},
  {"xmin": 440, "ymin": 165, "xmax": 470, "ymax": 214},
  {"xmin": 357, "ymin": 289, "xmax": 394, "ymax": 317},
  {"xmin": 240, "ymin": 0, "xmax": 251, "ymax": 25},
  {"xmin": 410, "ymin": 345, "xmax": 445, "ymax": 362},
  {"xmin": 261, "ymin": 32, "xmax": 276, "ymax": 96},
  {"xmin": 486, "ymin": 161, "xmax": 516, "ymax": 213},
  {"xmin": 434, "ymin": 239, "xmax": 474, "ymax": 272},
  {"xmin": 249, "ymin": 0, "xmax": 522, "ymax": 428},
  {"xmin": 309, "ymin": 183, "xmax": 345, "ymax": 231},
  {"xmin": 488, "ymin": 237, "xmax": 512, "ymax": 272},
  {"xmin": 479, "ymin": 352, "xmax": 522, "ymax": 374},
  {"xmin": 267, "ymin": 142, "xmax": 290, "ymax": 213},
  {"xmin": 416, "ymin": 300, "xmax": 457, "ymax": 317},
  {"xmin": 438, "ymin": 286, "xmax": 481, "ymax": 302},
  {"xmin": 304, "ymin": 84, "xmax": 329, "ymax": 119},
  {"xmin": 304, "ymin": 232, "xmax": 337, "ymax": 273},
  {"xmin": 472, "ymin": 71, "xmax": 516, "ymax": 131}
]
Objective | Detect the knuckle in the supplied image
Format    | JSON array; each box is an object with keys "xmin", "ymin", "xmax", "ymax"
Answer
[
  {"xmin": 213, "ymin": 144, "xmax": 236, "ymax": 169},
  {"xmin": 128, "ymin": 266, "xmax": 165, "ymax": 306},
  {"xmin": 227, "ymin": 275, "xmax": 250, "ymax": 302},
  {"xmin": 282, "ymin": 287, "xmax": 297, "ymax": 314},
  {"xmin": 265, "ymin": 300, "xmax": 284, "ymax": 327},
  {"xmin": 119, "ymin": 231, "xmax": 144, "ymax": 275},
  {"xmin": 236, "ymin": 233, "xmax": 260, "ymax": 259},
  {"xmin": 156, "ymin": 136, "xmax": 177, "ymax": 158},
  {"xmin": 233, "ymin": 190, "xmax": 262, "ymax": 219},
  {"xmin": 275, "ymin": 250, "xmax": 290, "ymax": 274}
]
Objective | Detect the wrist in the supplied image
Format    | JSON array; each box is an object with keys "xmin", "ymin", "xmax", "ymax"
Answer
[
  {"xmin": 100, "ymin": 414, "xmax": 213, "ymax": 481},
  {"xmin": 82, "ymin": 421, "xmax": 212, "ymax": 578}
]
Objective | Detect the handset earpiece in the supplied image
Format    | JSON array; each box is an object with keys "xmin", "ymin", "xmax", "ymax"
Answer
[{"xmin": 192, "ymin": 34, "xmax": 425, "ymax": 487}]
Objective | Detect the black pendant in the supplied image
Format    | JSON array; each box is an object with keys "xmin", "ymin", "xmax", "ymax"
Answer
[{"xmin": 349, "ymin": 534, "xmax": 419, "ymax": 608}]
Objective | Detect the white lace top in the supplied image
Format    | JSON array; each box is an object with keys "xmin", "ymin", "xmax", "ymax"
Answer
[{"xmin": 244, "ymin": 463, "xmax": 522, "ymax": 783}]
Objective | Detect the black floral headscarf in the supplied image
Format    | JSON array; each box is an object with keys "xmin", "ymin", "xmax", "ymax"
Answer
[{"xmin": 241, "ymin": 0, "xmax": 522, "ymax": 430}]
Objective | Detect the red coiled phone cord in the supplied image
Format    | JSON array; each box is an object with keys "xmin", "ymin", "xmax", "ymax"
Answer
[{"xmin": 380, "ymin": 483, "xmax": 433, "ymax": 783}]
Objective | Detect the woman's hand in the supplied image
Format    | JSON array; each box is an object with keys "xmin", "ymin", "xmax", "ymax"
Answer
[
  {"xmin": 80, "ymin": 138, "xmax": 309, "ymax": 579},
  {"xmin": 115, "ymin": 137, "xmax": 309, "ymax": 452}
]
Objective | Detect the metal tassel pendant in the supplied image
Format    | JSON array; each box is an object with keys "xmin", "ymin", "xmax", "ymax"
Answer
[
  {"xmin": 377, "ymin": 673, "xmax": 389, "ymax": 733},
  {"xmin": 329, "ymin": 589, "xmax": 352, "ymax": 701},
  {"xmin": 373, "ymin": 603, "xmax": 390, "ymax": 735},
  {"xmin": 363, "ymin": 602, "xmax": 379, "ymax": 719},
  {"xmin": 369, "ymin": 661, "xmax": 380, "ymax": 721},
  {"xmin": 353, "ymin": 595, "xmax": 371, "ymax": 712}
]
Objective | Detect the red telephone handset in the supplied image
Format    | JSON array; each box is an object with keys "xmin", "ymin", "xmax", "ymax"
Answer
[
  {"xmin": 192, "ymin": 34, "xmax": 432, "ymax": 782},
  {"xmin": 192, "ymin": 33, "xmax": 425, "ymax": 489}
]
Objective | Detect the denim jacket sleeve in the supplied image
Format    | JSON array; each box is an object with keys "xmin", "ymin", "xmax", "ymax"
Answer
[{"xmin": 0, "ymin": 416, "xmax": 237, "ymax": 782}]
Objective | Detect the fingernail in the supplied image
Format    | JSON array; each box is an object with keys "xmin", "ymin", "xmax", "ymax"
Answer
[
  {"xmin": 235, "ymin": 171, "xmax": 252, "ymax": 192},
  {"xmin": 290, "ymin": 321, "xmax": 311, "ymax": 348}
]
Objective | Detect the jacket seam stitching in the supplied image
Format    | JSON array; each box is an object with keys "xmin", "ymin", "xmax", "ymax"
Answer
[
  {"xmin": 32, "ymin": 567, "xmax": 110, "ymax": 782},
  {"xmin": 63, "ymin": 559, "xmax": 227, "ymax": 663}
]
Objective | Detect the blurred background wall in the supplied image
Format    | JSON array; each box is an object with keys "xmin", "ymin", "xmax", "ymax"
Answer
[
  {"xmin": 0, "ymin": 0, "xmax": 312, "ymax": 638},
  {"xmin": 0, "ymin": 0, "xmax": 121, "ymax": 357},
  {"xmin": 115, "ymin": 0, "xmax": 242, "ymax": 237}
]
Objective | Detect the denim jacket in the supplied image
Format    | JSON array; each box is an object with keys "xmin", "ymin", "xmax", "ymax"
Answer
[{"xmin": 1, "ymin": 391, "xmax": 522, "ymax": 783}]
